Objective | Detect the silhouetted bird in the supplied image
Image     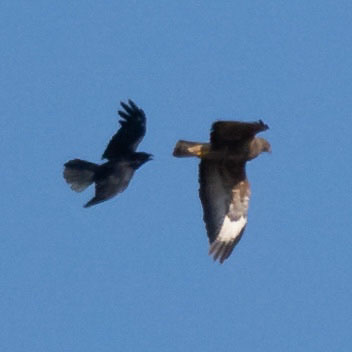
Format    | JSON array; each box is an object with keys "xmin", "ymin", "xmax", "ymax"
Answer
[
  {"xmin": 173, "ymin": 120, "xmax": 270, "ymax": 263},
  {"xmin": 63, "ymin": 100, "xmax": 152, "ymax": 207}
]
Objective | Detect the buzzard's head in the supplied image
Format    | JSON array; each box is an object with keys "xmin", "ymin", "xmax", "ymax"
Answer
[
  {"xmin": 248, "ymin": 137, "xmax": 271, "ymax": 160},
  {"xmin": 259, "ymin": 138, "xmax": 271, "ymax": 153},
  {"xmin": 130, "ymin": 152, "xmax": 153, "ymax": 169}
]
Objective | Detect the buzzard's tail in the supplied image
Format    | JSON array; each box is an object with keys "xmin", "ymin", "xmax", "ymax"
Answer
[
  {"xmin": 63, "ymin": 159, "xmax": 98, "ymax": 192},
  {"xmin": 173, "ymin": 140, "xmax": 210, "ymax": 158}
]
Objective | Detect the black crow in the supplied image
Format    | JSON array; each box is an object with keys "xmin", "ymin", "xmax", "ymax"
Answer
[{"xmin": 63, "ymin": 100, "xmax": 152, "ymax": 207}]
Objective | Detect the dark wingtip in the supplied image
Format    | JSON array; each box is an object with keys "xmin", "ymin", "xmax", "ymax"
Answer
[
  {"xmin": 83, "ymin": 201, "xmax": 92, "ymax": 208},
  {"xmin": 208, "ymin": 238, "xmax": 240, "ymax": 264},
  {"xmin": 128, "ymin": 99, "xmax": 138, "ymax": 109},
  {"xmin": 209, "ymin": 241, "xmax": 226, "ymax": 264},
  {"xmin": 120, "ymin": 101, "xmax": 132, "ymax": 113},
  {"xmin": 83, "ymin": 197, "xmax": 99, "ymax": 208},
  {"xmin": 259, "ymin": 120, "xmax": 269, "ymax": 130},
  {"xmin": 118, "ymin": 99, "xmax": 145, "ymax": 121}
]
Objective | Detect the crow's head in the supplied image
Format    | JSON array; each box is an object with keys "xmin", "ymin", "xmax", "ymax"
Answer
[{"xmin": 130, "ymin": 152, "xmax": 153, "ymax": 169}]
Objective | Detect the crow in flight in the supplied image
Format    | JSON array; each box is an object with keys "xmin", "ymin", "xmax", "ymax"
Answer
[{"xmin": 64, "ymin": 100, "xmax": 152, "ymax": 207}]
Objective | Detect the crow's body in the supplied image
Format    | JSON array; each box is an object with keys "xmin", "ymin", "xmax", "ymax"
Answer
[{"xmin": 63, "ymin": 100, "xmax": 152, "ymax": 207}]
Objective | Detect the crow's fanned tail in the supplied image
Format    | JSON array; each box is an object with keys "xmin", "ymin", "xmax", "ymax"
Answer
[{"xmin": 63, "ymin": 159, "xmax": 98, "ymax": 192}]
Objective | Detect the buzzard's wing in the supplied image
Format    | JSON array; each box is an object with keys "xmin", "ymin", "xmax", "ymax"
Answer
[
  {"xmin": 199, "ymin": 159, "xmax": 250, "ymax": 263},
  {"xmin": 102, "ymin": 100, "xmax": 146, "ymax": 160},
  {"xmin": 210, "ymin": 120, "xmax": 268, "ymax": 149}
]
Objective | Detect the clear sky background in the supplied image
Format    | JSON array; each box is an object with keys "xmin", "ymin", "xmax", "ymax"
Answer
[{"xmin": 1, "ymin": 1, "xmax": 352, "ymax": 351}]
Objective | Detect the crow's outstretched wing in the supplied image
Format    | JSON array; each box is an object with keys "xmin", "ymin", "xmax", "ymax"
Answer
[{"xmin": 102, "ymin": 100, "xmax": 146, "ymax": 160}]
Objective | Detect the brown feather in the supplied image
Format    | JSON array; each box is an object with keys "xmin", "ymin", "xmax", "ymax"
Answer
[
  {"xmin": 173, "ymin": 119, "xmax": 270, "ymax": 263},
  {"xmin": 199, "ymin": 159, "xmax": 250, "ymax": 263},
  {"xmin": 173, "ymin": 140, "xmax": 210, "ymax": 158},
  {"xmin": 210, "ymin": 120, "xmax": 269, "ymax": 150}
]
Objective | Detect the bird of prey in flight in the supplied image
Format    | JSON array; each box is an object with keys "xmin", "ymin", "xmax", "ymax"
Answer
[
  {"xmin": 173, "ymin": 120, "xmax": 271, "ymax": 263},
  {"xmin": 63, "ymin": 100, "xmax": 152, "ymax": 207}
]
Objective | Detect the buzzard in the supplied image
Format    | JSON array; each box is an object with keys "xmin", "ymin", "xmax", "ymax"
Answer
[
  {"xmin": 63, "ymin": 100, "xmax": 152, "ymax": 207},
  {"xmin": 173, "ymin": 120, "xmax": 271, "ymax": 263}
]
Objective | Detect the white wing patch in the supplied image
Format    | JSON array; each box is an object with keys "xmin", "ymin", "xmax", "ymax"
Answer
[
  {"xmin": 208, "ymin": 215, "xmax": 247, "ymax": 264},
  {"xmin": 199, "ymin": 159, "xmax": 251, "ymax": 263},
  {"xmin": 217, "ymin": 215, "xmax": 247, "ymax": 242},
  {"xmin": 208, "ymin": 184, "xmax": 250, "ymax": 263}
]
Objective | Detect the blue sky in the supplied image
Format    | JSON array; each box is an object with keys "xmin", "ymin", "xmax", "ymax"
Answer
[{"xmin": 1, "ymin": 1, "xmax": 352, "ymax": 351}]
